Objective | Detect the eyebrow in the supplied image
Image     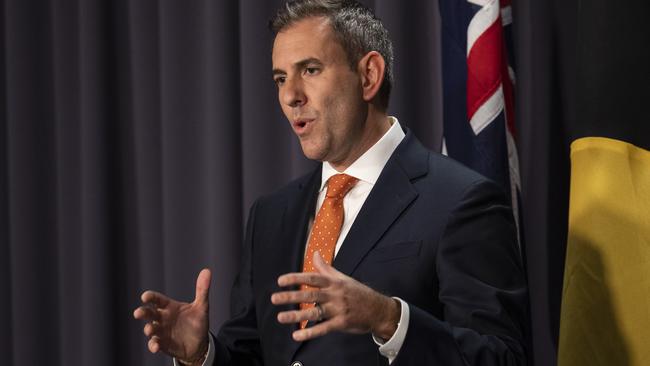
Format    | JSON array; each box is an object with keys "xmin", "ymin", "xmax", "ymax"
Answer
[{"xmin": 272, "ymin": 57, "xmax": 324, "ymax": 77}]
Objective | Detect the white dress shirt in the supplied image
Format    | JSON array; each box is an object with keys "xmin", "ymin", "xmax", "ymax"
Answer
[{"xmin": 176, "ymin": 116, "xmax": 408, "ymax": 366}]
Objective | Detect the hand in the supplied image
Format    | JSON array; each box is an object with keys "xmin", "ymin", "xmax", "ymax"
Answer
[
  {"xmin": 133, "ymin": 269, "xmax": 211, "ymax": 365},
  {"xmin": 271, "ymin": 251, "xmax": 400, "ymax": 342}
]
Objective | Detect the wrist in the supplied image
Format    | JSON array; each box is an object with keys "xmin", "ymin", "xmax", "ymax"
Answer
[
  {"xmin": 178, "ymin": 337, "xmax": 209, "ymax": 366},
  {"xmin": 372, "ymin": 296, "xmax": 401, "ymax": 341}
]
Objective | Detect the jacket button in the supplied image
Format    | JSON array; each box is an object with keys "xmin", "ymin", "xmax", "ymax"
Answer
[{"xmin": 291, "ymin": 362, "xmax": 303, "ymax": 366}]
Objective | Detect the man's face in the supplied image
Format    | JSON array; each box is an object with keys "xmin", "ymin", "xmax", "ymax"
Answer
[{"xmin": 272, "ymin": 17, "xmax": 367, "ymax": 166}]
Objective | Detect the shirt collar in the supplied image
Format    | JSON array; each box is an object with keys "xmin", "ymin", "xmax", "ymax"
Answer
[{"xmin": 320, "ymin": 116, "xmax": 405, "ymax": 191}]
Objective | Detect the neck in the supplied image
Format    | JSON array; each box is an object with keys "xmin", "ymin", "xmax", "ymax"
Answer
[{"xmin": 329, "ymin": 110, "xmax": 391, "ymax": 172}]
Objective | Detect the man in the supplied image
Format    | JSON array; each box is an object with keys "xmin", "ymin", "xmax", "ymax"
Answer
[{"xmin": 134, "ymin": 1, "xmax": 529, "ymax": 365}]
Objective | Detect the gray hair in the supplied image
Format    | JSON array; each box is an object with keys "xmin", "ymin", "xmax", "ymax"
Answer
[{"xmin": 270, "ymin": 0, "xmax": 394, "ymax": 110}]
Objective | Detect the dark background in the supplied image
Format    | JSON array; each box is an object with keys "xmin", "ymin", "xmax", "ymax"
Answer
[{"xmin": 3, "ymin": 0, "xmax": 624, "ymax": 364}]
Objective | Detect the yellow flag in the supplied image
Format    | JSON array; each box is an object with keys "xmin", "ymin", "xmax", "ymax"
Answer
[{"xmin": 559, "ymin": 137, "xmax": 650, "ymax": 365}]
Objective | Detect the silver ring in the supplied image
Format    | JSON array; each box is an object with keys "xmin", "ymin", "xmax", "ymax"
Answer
[{"xmin": 315, "ymin": 303, "xmax": 324, "ymax": 321}]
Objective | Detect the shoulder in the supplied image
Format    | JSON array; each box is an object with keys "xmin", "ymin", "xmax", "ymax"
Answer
[
  {"xmin": 396, "ymin": 132, "xmax": 503, "ymax": 203},
  {"xmin": 427, "ymin": 151, "xmax": 489, "ymax": 187}
]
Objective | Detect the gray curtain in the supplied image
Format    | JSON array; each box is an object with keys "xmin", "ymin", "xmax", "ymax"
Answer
[{"xmin": 1, "ymin": 0, "xmax": 574, "ymax": 365}]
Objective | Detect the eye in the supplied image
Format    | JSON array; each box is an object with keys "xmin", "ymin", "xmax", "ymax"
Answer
[
  {"xmin": 305, "ymin": 67, "xmax": 320, "ymax": 76},
  {"xmin": 274, "ymin": 76, "xmax": 286, "ymax": 86}
]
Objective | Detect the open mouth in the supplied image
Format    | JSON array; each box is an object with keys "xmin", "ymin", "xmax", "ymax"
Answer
[{"xmin": 293, "ymin": 118, "xmax": 315, "ymax": 135}]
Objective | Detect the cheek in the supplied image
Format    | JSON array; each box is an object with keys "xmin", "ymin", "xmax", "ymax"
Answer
[
  {"xmin": 325, "ymin": 81, "xmax": 353, "ymax": 114},
  {"xmin": 325, "ymin": 89, "xmax": 359, "ymax": 128},
  {"xmin": 321, "ymin": 96, "xmax": 346, "ymax": 134}
]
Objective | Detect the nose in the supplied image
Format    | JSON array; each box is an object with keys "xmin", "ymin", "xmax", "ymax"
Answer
[{"xmin": 280, "ymin": 77, "xmax": 306, "ymax": 108}]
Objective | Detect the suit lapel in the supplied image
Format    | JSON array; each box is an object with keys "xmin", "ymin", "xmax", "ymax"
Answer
[
  {"xmin": 333, "ymin": 132, "xmax": 429, "ymax": 276},
  {"xmin": 281, "ymin": 167, "xmax": 321, "ymax": 275}
]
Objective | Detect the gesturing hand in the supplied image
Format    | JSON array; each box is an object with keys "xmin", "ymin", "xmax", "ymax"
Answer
[
  {"xmin": 271, "ymin": 252, "xmax": 400, "ymax": 342},
  {"xmin": 133, "ymin": 269, "xmax": 212, "ymax": 365}
]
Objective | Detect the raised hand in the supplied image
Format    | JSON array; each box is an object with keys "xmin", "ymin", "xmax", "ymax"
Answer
[
  {"xmin": 271, "ymin": 252, "xmax": 400, "ymax": 342},
  {"xmin": 134, "ymin": 269, "xmax": 212, "ymax": 365}
]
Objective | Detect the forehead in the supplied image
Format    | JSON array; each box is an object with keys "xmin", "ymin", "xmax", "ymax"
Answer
[{"xmin": 272, "ymin": 16, "xmax": 345, "ymax": 68}]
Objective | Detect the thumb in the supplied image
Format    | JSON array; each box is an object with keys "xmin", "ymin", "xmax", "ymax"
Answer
[
  {"xmin": 194, "ymin": 268, "xmax": 212, "ymax": 306},
  {"xmin": 313, "ymin": 251, "xmax": 340, "ymax": 277}
]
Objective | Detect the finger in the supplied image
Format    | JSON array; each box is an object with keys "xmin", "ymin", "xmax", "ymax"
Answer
[
  {"xmin": 141, "ymin": 290, "xmax": 170, "ymax": 308},
  {"xmin": 195, "ymin": 268, "xmax": 212, "ymax": 306},
  {"xmin": 271, "ymin": 288, "xmax": 328, "ymax": 305},
  {"xmin": 277, "ymin": 306, "xmax": 322, "ymax": 324},
  {"xmin": 313, "ymin": 251, "xmax": 342, "ymax": 277},
  {"xmin": 292, "ymin": 318, "xmax": 339, "ymax": 342},
  {"xmin": 277, "ymin": 272, "xmax": 330, "ymax": 288},
  {"xmin": 143, "ymin": 321, "xmax": 162, "ymax": 337},
  {"xmin": 148, "ymin": 336, "xmax": 161, "ymax": 353},
  {"xmin": 133, "ymin": 305, "xmax": 161, "ymax": 322}
]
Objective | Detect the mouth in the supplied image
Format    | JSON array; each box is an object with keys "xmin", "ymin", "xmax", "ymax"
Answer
[{"xmin": 292, "ymin": 118, "xmax": 315, "ymax": 135}]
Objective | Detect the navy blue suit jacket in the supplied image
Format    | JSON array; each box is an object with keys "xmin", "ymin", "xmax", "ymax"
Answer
[{"xmin": 212, "ymin": 130, "xmax": 529, "ymax": 365}]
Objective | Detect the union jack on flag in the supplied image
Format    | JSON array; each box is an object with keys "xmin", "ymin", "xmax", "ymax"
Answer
[{"xmin": 439, "ymin": 0, "xmax": 521, "ymax": 241}]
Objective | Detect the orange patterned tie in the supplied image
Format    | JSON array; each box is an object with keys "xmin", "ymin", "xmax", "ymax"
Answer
[{"xmin": 300, "ymin": 173, "xmax": 358, "ymax": 328}]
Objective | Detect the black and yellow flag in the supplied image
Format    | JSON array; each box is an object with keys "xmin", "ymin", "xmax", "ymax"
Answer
[
  {"xmin": 557, "ymin": 0, "xmax": 650, "ymax": 364},
  {"xmin": 559, "ymin": 138, "xmax": 650, "ymax": 365}
]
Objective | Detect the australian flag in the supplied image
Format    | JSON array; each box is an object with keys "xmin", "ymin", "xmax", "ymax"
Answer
[{"xmin": 439, "ymin": 0, "xmax": 521, "ymax": 240}]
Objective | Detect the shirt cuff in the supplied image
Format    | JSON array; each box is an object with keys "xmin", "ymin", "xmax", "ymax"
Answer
[
  {"xmin": 173, "ymin": 333, "xmax": 214, "ymax": 366},
  {"xmin": 372, "ymin": 297, "xmax": 410, "ymax": 364}
]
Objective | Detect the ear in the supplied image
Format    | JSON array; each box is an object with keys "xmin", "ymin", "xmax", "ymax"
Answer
[{"xmin": 357, "ymin": 51, "xmax": 386, "ymax": 104}]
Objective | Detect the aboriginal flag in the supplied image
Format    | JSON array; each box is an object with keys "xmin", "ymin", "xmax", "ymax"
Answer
[{"xmin": 557, "ymin": 0, "xmax": 650, "ymax": 364}]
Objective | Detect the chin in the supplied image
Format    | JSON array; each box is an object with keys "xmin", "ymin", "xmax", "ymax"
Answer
[
  {"xmin": 298, "ymin": 133, "xmax": 333, "ymax": 161},
  {"xmin": 302, "ymin": 150, "xmax": 328, "ymax": 162},
  {"xmin": 299, "ymin": 144, "xmax": 328, "ymax": 162}
]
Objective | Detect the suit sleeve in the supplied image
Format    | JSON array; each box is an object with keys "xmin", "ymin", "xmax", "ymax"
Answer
[
  {"xmin": 211, "ymin": 199, "xmax": 264, "ymax": 366},
  {"xmin": 393, "ymin": 179, "xmax": 529, "ymax": 366}
]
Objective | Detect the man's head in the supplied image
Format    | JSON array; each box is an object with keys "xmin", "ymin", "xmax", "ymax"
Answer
[
  {"xmin": 270, "ymin": 0, "xmax": 394, "ymax": 170},
  {"xmin": 270, "ymin": 0, "xmax": 393, "ymax": 109}
]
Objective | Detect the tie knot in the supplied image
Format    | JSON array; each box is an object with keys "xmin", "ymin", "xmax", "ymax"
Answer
[{"xmin": 325, "ymin": 174, "xmax": 358, "ymax": 199}]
